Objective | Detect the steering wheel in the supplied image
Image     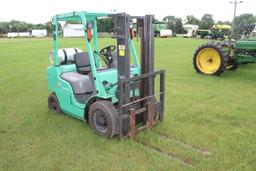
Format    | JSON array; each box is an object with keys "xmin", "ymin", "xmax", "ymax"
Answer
[{"xmin": 100, "ymin": 45, "xmax": 116, "ymax": 57}]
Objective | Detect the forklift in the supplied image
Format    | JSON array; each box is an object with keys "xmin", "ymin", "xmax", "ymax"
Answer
[{"xmin": 47, "ymin": 11, "xmax": 165, "ymax": 139}]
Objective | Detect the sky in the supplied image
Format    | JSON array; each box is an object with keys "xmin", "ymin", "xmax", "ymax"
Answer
[{"xmin": 0, "ymin": 0, "xmax": 255, "ymax": 24}]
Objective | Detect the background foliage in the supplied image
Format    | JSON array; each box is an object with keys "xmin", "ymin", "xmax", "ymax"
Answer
[{"xmin": 0, "ymin": 13, "xmax": 255, "ymax": 35}]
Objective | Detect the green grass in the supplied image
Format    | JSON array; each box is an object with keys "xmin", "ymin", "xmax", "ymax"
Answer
[{"xmin": 0, "ymin": 37, "xmax": 256, "ymax": 170}]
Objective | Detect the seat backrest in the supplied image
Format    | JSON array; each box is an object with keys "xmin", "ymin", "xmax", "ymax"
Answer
[{"xmin": 74, "ymin": 52, "xmax": 91, "ymax": 69}]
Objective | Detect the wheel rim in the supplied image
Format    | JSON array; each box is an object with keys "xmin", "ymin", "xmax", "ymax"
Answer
[
  {"xmin": 196, "ymin": 48, "xmax": 221, "ymax": 74},
  {"xmin": 93, "ymin": 110, "xmax": 108, "ymax": 133}
]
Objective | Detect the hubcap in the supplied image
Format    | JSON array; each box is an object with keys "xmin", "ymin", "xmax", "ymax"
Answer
[
  {"xmin": 196, "ymin": 48, "xmax": 221, "ymax": 74},
  {"xmin": 93, "ymin": 110, "xmax": 108, "ymax": 133}
]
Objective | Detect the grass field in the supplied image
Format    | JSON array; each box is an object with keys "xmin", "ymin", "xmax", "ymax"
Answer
[{"xmin": 0, "ymin": 37, "xmax": 256, "ymax": 170}]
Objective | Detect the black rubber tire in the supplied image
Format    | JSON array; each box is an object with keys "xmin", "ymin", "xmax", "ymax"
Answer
[
  {"xmin": 48, "ymin": 93, "xmax": 61, "ymax": 113},
  {"xmin": 88, "ymin": 100, "xmax": 118, "ymax": 138},
  {"xmin": 219, "ymin": 41, "xmax": 239, "ymax": 71},
  {"xmin": 193, "ymin": 42, "xmax": 228, "ymax": 76},
  {"xmin": 219, "ymin": 41, "xmax": 230, "ymax": 53}
]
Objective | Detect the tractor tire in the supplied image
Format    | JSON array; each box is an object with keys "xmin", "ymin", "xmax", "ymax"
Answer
[
  {"xmin": 219, "ymin": 41, "xmax": 238, "ymax": 71},
  {"xmin": 48, "ymin": 93, "xmax": 61, "ymax": 113},
  {"xmin": 193, "ymin": 42, "xmax": 228, "ymax": 76},
  {"xmin": 88, "ymin": 100, "xmax": 118, "ymax": 138}
]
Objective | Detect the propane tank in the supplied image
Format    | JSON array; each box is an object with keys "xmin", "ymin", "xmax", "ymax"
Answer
[{"xmin": 49, "ymin": 48, "xmax": 82, "ymax": 64}]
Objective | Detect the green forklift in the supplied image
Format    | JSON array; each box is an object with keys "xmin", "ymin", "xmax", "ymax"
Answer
[{"xmin": 47, "ymin": 11, "xmax": 165, "ymax": 139}]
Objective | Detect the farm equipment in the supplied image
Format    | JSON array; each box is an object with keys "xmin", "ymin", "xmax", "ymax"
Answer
[
  {"xmin": 47, "ymin": 11, "xmax": 165, "ymax": 139},
  {"xmin": 240, "ymin": 23, "xmax": 256, "ymax": 38},
  {"xmin": 196, "ymin": 25, "xmax": 231, "ymax": 40},
  {"xmin": 154, "ymin": 21, "xmax": 173, "ymax": 38},
  {"xmin": 183, "ymin": 24, "xmax": 199, "ymax": 38},
  {"xmin": 211, "ymin": 24, "xmax": 231, "ymax": 40},
  {"xmin": 193, "ymin": 38, "xmax": 256, "ymax": 75},
  {"xmin": 154, "ymin": 21, "xmax": 167, "ymax": 37},
  {"xmin": 196, "ymin": 29, "xmax": 211, "ymax": 39}
]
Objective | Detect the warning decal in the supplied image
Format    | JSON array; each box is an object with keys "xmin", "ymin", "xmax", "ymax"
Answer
[
  {"xmin": 119, "ymin": 50, "xmax": 125, "ymax": 56},
  {"xmin": 119, "ymin": 45, "xmax": 125, "ymax": 56}
]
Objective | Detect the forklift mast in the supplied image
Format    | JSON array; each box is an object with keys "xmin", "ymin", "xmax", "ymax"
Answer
[
  {"xmin": 140, "ymin": 15, "xmax": 155, "ymax": 97},
  {"xmin": 115, "ymin": 13, "xmax": 165, "ymax": 138}
]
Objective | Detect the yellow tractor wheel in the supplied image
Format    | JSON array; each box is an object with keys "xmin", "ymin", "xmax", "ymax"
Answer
[{"xmin": 193, "ymin": 42, "xmax": 227, "ymax": 75}]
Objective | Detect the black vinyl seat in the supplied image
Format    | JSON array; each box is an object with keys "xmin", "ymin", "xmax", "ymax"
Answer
[{"xmin": 74, "ymin": 52, "xmax": 91, "ymax": 75}]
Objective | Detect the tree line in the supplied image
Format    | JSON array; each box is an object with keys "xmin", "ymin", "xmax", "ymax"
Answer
[
  {"xmin": 163, "ymin": 13, "xmax": 256, "ymax": 35},
  {"xmin": 0, "ymin": 18, "xmax": 114, "ymax": 35},
  {"xmin": 0, "ymin": 13, "xmax": 255, "ymax": 35},
  {"xmin": 0, "ymin": 20, "xmax": 53, "ymax": 34}
]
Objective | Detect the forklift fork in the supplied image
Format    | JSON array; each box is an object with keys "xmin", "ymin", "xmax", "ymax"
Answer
[{"xmin": 118, "ymin": 71, "xmax": 165, "ymax": 139}]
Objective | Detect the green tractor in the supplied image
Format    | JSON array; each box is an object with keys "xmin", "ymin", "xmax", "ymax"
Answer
[
  {"xmin": 211, "ymin": 25, "xmax": 231, "ymax": 40},
  {"xmin": 193, "ymin": 38, "xmax": 256, "ymax": 75},
  {"xmin": 47, "ymin": 11, "xmax": 165, "ymax": 139},
  {"xmin": 154, "ymin": 21, "xmax": 167, "ymax": 37},
  {"xmin": 196, "ymin": 24, "xmax": 231, "ymax": 40},
  {"xmin": 193, "ymin": 23, "xmax": 256, "ymax": 76}
]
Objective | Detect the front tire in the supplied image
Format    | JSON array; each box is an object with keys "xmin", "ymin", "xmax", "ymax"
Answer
[
  {"xmin": 88, "ymin": 100, "xmax": 118, "ymax": 138},
  {"xmin": 193, "ymin": 42, "xmax": 228, "ymax": 75}
]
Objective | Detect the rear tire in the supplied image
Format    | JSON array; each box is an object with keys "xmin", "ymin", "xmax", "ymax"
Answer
[
  {"xmin": 193, "ymin": 42, "xmax": 228, "ymax": 75},
  {"xmin": 219, "ymin": 41, "xmax": 238, "ymax": 71},
  {"xmin": 48, "ymin": 93, "xmax": 61, "ymax": 113},
  {"xmin": 88, "ymin": 100, "xmax": 118, "ymax": 138}
]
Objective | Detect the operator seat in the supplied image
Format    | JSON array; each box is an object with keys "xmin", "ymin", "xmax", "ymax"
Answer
[
  {"xmin": 74, "ymin": 52, "xmax": 91, "ymax": 75},
  {"xmin": 61, "ymin": 52, "xmax": 94, "ymax": 103}
]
